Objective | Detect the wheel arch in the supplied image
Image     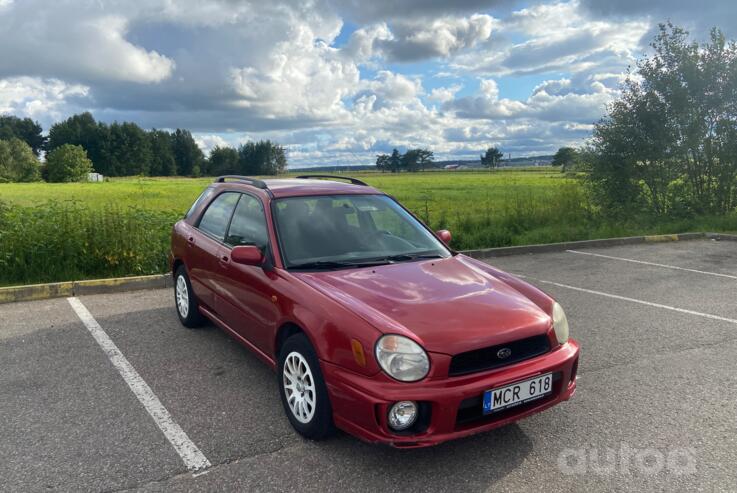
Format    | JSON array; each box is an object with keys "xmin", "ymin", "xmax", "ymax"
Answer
[
  {"xmin": 274, "ymin": 322, "xmax": 306, "ymax": 359},
  {"xmin": 172, "ymin": 258, "xmax": 185, "ymax": 278}
]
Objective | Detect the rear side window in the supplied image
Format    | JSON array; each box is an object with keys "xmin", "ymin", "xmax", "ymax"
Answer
[
  {"xmin": 185, "ymin": 187, "xmax": 215, "ymax": 219},
  {"xmin": 226, "ymin": 194, "xmax": 268, "ymax": 248},
  {"xmin": 197, "ymin": 192, "xmax": 240, "ymax": 241}
]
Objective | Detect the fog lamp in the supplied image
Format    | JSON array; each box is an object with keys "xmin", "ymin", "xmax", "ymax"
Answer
[{"xmin": 388, "ymin": 401, "xmax": 418, "ymax": 431}]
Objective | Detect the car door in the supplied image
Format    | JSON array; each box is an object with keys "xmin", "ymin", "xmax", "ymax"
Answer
[
  {"xmin": 188, "ymin": 191, "xmax": 240, "ymax": 311},
  {"xmin": 216, "ymin": 193, "xmax": 279, "ymax": 353}
]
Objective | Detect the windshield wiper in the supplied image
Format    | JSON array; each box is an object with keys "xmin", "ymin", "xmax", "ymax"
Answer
[
  {"xmin": 289, "ymin": 259, "xmax": 392, "ymax": 270},
  {"xmin": 371, "ymin": 253, "xmax": 446, "ymax": 263},
  {"xmin": 290, "ymin": 253, "xmax": 445, "ymax": 270}
]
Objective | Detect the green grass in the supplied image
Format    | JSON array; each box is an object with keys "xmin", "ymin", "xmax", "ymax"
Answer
[
  {"xmin": 0, "ymin": 176, "xmax": 213, "ymax": 211},
  {"xmin": 1, "ymin": 169, "xmax": 735, "ymax": 286}
]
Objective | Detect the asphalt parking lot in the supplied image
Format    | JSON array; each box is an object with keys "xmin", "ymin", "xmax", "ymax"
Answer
[{"xmin": 2, "ymin": 239, "xmax": 736, "ymax": 492}]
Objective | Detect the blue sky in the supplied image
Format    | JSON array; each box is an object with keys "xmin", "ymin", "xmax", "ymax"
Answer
[{"xmin": 0, "ymin": 0, "xmax": 734, "ymax": 167}]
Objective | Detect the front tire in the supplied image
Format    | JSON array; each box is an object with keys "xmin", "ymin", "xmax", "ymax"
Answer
[
  {"xmin": 278, "ymin": 333, "xmax": 334, "ymax": 440},
  {"xmin": 174, "ymin": 266, "xmax": 206, "ymax": 328}
]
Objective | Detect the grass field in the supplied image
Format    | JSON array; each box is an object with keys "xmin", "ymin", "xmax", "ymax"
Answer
[
  {"xmin": 1, "ymin": 169, "xmax": 736, "ymax": 286},
  {"xmin": 0, "ymin": 169, "xmax": 564, "ymax": 210}
]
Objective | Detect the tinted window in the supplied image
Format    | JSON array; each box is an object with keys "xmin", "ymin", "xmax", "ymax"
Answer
[
  {"xmin": 197, "ymin": 192, "xmax": 240, "ymax": 241},
  {"xmin": 226, "ymin": 194, "xmax": 268, "ymax": 248}
]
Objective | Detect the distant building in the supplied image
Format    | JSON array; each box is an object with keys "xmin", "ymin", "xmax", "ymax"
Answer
[
  {"xmin": 444, "ymin": 164, "xmax": 460, "ymax": 170},
  {"xmin": 88, "ymin": 172, "xmax": 104, "ymax": 182}
]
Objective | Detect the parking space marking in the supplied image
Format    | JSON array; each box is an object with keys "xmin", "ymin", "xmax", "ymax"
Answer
[
  {"xmin": 67, "ymin": 297, "xmax": 211, "ymax": 473},
  {"xmin": 567, "ymin": 249, "xmax": 737, "ymax": 280},
  {"xmin": 517, "ymin": 276, "xmax": 737, "ymax": 325}
]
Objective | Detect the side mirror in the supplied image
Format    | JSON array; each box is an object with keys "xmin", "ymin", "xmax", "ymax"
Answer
[
  {"xmin": 231, "ymin": 245, "xmax": 265, "ymax": 266},
  {"xmin": 436, "ymin": 229, "xmax": 452, "ymax": 245}
]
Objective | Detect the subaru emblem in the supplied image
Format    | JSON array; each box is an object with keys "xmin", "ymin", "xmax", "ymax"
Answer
[{"xmin": 497, "ymin": 348, "xmax": 512, "ymax": 359}]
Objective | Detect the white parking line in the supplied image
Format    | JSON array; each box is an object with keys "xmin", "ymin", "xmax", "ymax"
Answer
[
  {"xmin": 67, "ymin": 297, "xmax": 211, "ymax": 473},
  {"xmin": 517, "ymin": 276, "xmax": 737, "ymax": 325},
  {"xmin": 567, "ymin": 249, "xmax": 737, "ymax": 280}
]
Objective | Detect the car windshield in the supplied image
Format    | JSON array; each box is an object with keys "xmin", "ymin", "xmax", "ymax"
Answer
[{"xmin": 273, "ymin": 194, "xmax": 451, "ymax": 269}]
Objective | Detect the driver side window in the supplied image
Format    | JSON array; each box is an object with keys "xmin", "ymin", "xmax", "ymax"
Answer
[
  {"xmin": 225, "ymin": 194, "xmax": 269, "ymax": 248},
  {"xmin": 197, "ymin": 192, "xmax": 240, "ymax": 242}
]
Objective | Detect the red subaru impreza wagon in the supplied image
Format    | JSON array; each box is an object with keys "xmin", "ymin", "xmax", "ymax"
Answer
[{"xmin": 170, "ymin": 175, "xmax": 579, "ymax": 447}]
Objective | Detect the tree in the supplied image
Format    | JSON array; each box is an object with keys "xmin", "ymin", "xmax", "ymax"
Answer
[
  {"xmin": 104, "ymin": 122, "xmax": 152, "ymax": 176},
  {"xmin": 399, "ymin": 148, "xmax": 434, "ymax": 172},
  {"xmin": 149, "ymin": 129, "xmax": 177, "ymax": 176},
  {"xmin": 589, "ymin": 23, "xmax": 737, "ymax": 215},
  {"xmin": 172, "ymin": 129, "xmax": 204, "ymax": 176},
  {"xmin": 0, "ymin": 138, "xmax": 42, "ymax": 182},
  {"xmin": 552, "ymin": 147, "xmax": 579, "ymax": 169},
  {"xmin": 266, "ymin": 141, "xmax": 288, "ymax": 175},
  {"xmin": 377, "ymin": 148, "xmax": 433, "ymax": 172},
  {"xmin": 375, "ymin": 153, "xmax": 389, "ymax": 172},
  {"xmin": 208, "ymin": 146, "xmax": 239, "ymax": 176},
  {"xmin": 0, "ymin": 116, "xmax": 46, "ymax": 156},
  {"xmin": 417, "ymin": 148, "xmax": 434, "ymax": 171},
  {"xmin": 481, "ymin": 147, "xmax": 503, "ymax": 169},
  {"xmin": 46, "ymin": 144, "xmax": 94, "ymax": 182},
  {"xmin": 589, "ymin": 80, "xmax": 676, "ymax": 214},
  {"xmin": 238, "ymin": 140, "xmax": 287, "ymax": 175},
  {"xmin": 389, "ymin": 148, "xmax": 401, "ymax": 173},
  {"xmin": 47, "ymin": 112, "xmax": 107, "ymax": 171},
  {"xmin": 401, "ymin": 149, "xmax": 421, "ymax": 172}
]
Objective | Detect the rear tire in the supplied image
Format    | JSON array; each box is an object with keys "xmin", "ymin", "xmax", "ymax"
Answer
[
  {"xmin": 174, "ymin": 265, "xmax": 206, "ymax": 328},
  {"xmin": 278, "ymin": 333, "xmax": 334, "ymax": 440}
]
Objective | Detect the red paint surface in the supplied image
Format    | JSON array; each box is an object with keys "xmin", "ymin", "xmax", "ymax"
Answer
[{"xmin": 170, "ymin": 178, "xmax": 580, "ymax": 446}]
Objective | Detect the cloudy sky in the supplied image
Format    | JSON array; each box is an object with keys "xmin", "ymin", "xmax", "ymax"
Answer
[{"xmin": 0, "ymin": 0, "xmax": 734, "ymax": 167}]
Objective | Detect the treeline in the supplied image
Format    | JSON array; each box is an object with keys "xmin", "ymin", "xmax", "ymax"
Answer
[
  {"xmin": 376, "ymin": 148, "xmax": 434, "ymax": 172},
  {"xmin": 207, "ymin": 141, "xmax": 286, "ymax": 177},
  {"xmin": 45, "ymin": 113, "xmax": 204, "ymax": 177},
  {"xmin": 0, "ymin": 112, "xmax": 287, "ymax": 182},
  {"xmin": 375, "ymin": 146, "xmax": 505, "ymax": 172}
]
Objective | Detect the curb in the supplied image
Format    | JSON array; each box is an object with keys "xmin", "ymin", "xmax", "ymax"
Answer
[
  {"xmin": 705, "ymin": 232, "xmax": 737, "ymax": 242},
  {"xmin": 0, "ymin": 231, "xmax": 733, "ymax": 304},
  {"xmin": 0, "ymin": 274, "xmax": 172, "ymax": 304},
  {"xmin": 461, "ymin": 232, "xmax": 707, "ymax": 259}
]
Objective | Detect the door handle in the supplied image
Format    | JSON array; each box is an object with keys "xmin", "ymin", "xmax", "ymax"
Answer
[
  {"xmin": 220, "ymin": 255, "xmax": 230, "ymax": 264},
  {"xmin": 187, "ymin": 236, "xmax": 196, "ymax": 246}
]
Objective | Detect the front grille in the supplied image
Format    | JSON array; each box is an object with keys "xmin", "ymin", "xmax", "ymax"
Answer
[{"xmin": 448, "ymin": 334, "xmax": 551, "ymax": 376}]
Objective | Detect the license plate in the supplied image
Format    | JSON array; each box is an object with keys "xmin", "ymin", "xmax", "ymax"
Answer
[{"xmin": 483, "ymin": 373, "xmax": 553, "ymax": 414}]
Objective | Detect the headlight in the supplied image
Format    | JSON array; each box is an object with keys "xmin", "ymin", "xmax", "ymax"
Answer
[
  {"xmin": 375, "ymin": 335, "xmax": 430, "ymax": 382},
  {"xmin": 552, "ymin": 302, "xmax": 570, "ymax": 344}
]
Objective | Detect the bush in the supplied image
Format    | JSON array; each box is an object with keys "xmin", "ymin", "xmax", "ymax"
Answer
[
  {"xmin": 46, "ymin": 144, "xmax": 94, "ymax": 182},
  {"xmin": 0, "ymin": 199, "xmax": 179, "ymax": 286},
  {"xmin": 589, "ymin": 24, "xmax": 737, "ymax": 216},
  {"xmin": 0, "ymin": 138, "xmax": 41, "ymax": 182}
]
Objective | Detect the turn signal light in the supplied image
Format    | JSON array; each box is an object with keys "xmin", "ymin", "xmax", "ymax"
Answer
[{"xmin": 351, "ymin": 339, "xmax": 366, "ymax": 367}]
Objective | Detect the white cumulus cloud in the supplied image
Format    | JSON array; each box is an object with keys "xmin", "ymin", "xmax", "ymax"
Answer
[
  {"xmin": 0, "ymin": 4, "xmax": 175, "ymax": 84},
  {"xmin": 0, "ymin": 77, "xmax": 89, "ymax": 126},
  {"xmin": 348, "ymin": 14, "xmax": 494, "ymax": 62}
]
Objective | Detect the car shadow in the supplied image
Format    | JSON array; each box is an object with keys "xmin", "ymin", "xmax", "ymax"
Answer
[{"xmin": 308, "ymin": 424, "xmax": 534, "ymax": 491}]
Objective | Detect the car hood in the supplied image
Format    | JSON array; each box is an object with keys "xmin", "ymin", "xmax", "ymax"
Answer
[{"xmin": 293, "ymin": 255, "xmax": 552, "ymax": 355}]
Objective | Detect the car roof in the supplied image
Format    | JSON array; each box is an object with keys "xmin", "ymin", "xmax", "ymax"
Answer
[{"xmin": 214, "ymin": 177, "xmax": 383, "ymax": 199}]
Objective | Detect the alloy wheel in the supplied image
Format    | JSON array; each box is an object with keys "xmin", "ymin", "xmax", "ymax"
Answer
[
  {"xmin": 176, "ymin": 275, "xmax": 189, "ymax": 318},
  {"xmin": 282, "ymin": 351, "xmax": 316, "ymax": 423}
]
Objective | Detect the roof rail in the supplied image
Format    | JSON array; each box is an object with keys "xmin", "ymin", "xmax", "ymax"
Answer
[
  {"xmin": 295, "ymin": 174, "xmax": 368, "ymax": 186},
  {"xmin": 214, "ymin": 175, "xmax": 268, "ymax": 189}
]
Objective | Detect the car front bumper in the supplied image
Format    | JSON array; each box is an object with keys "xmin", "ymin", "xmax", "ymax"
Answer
[{"xmin": 323, "ymin": 339, "xmax": 579, "ymax": 448}]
